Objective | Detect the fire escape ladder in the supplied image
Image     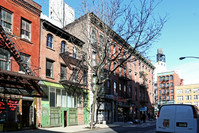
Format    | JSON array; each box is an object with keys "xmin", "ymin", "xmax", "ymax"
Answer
[
  {"xmin": 0, "ymin": 25, "xmax": 34, "ymax": 76},
  {"xmin": 0, "ymin": 25, "xmax": 47, "ymax": 98}
]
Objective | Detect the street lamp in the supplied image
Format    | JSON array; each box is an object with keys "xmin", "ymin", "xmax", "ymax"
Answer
[{"xmin": 179, "ymin": 56, "xmax": 199, "ymax": 60}]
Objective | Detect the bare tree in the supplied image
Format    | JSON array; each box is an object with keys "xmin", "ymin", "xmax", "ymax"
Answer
[{"xmin": 61, "ymin": 0, "xmax": 166, "ymax": 129}]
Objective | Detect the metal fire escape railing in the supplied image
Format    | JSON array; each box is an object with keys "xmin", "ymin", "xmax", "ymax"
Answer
[
  {"xmin": 60, "ymin": 51, "xmax": 87, "ymax": 87},
  {"xmin": 0, "ymin": 25, "xmax": 47, "ymax": 98}
]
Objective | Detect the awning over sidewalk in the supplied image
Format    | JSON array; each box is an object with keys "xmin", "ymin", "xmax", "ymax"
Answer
[{"xmin": 0, "ymin": 69, "xmax": 47, "ymax": 98}]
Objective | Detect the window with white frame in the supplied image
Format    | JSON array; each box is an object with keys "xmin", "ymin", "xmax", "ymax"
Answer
[
  {"xmin": 56, "ymin": 89, "xmax": 61, "ymax": 107},
  {"xmin": 185, "ymin": 89, "xmax": 191, "ymax": 93},
  {"xmin": 177, "ymin": 89, "xmax": 183, "ymax": 94},
  {"xmin": 0, "ymin": 48, "xmax": 10, "ymax": 70},
  {"xmin": 61, "ymin": 41, "xmax": 66, "ymax": 53},
  {"xmin": 177, "ymin": 96, "xmax": 183, "ymax": 100},
  {"xmin": 62, "ymin": 90, "xmax": 67, "ymax": 107},
  {"xmin": 92, "ymin": 51, "xmax": 97, "ymax": 66},
  {"xmin": 194, "ymin": 95, "xmax": 199, "ymax": 100},
  {"xmin": 1, "ymin": 8, "xmax": 12, "ymax": 33},
  {"xmin": 193, "ymin": 88, "xmax": 199, "ymax": 93},
  {"xmin": 47, "ymin": 34, "xmax": 54, "ymax": 49},
  {"xmin": 21, "ymin": 18, "xmax": 31, "ymax": 41},
  {"xmin": 185, "ymin": 95, "xmax": 191, "ymax": 100}
]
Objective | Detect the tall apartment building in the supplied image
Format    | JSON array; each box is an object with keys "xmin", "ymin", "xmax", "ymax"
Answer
[
  {"xmin": 157, "ymin": 71, "xmax": 183, "ymax": 107},
  {"xmin": 38, "ymin": 18, "xmax": 89, "ymax": 127},
  {"xmin": 175, "ymin": 84, "xmax": 199, "ymax": 108},
  {"xmin": 0, "ymin": 0, "xmax": 45, "ymax": 131},
  {"xmin": 64, "ymin": 13, "xmax": 155, "ymax": 123}
]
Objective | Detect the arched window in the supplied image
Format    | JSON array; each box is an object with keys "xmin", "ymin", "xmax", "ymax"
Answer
[
  {"xmin": 46, "ymin": 34, "xmax": 53, "ymax": 48},
  {"xmin": 61, "ymin": 41, "xmax": 66, "ymax": 53}
]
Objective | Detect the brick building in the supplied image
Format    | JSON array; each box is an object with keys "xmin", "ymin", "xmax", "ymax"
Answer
[
  {"xmin": 0, "ymin": 0, "xmax": 46, "ymax": 131},
  {"xmin": 157, "ymin": 71, "xmax": 183, "ymax": 107},
  {"xmin": 38, "ymin": 18, "xmax": 89, "ymax": 127},
  {"xmin": 64, "ymin": 13, "xmax": 155, "ymax": 123}
]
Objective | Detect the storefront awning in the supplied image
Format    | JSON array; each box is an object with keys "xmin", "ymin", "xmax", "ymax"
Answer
[{"xmin": 0, "ymin": 70, "xmax": 47, "ymax": 98}]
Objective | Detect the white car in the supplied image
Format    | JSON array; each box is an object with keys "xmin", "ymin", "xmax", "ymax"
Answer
[{"xmin": 156, "ymin": 104, "xmax": 199, "ymax": 133}]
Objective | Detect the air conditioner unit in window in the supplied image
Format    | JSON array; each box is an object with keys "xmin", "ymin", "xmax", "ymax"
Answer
[
  {"xmin": 21, "ymin": 34, "xmax": 30, "ymax": 41},
  {"xmin": 3, "ymin": 27, "xmax": 12, "ymax": 33}
]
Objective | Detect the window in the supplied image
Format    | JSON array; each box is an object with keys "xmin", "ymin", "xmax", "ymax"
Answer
[
  {"xmin": 0, "ymin": 48, "xmax": 10, "ymax": 70},
  {"xmin": 60, "ymin": 64, "xmax": 66, "ymax": 80},
  {"xmin": 92, "ymin": 51, "xmax": 97, "ymax": 66},
  {"xmin": 62, "ymin": 90, "xmax": 67, "ymax": 107},
  {"xmin": 166, "ymin": 83, "xmax": 169, "ymax": 88},
  {"xmin": 73, "ymin": 47, "xmax": 77, "ymax": 58},
  {"xmin": 177, "ymin": 89, "xmax": 183, "ymax": 94},
  {"xmin": 113, "ymin": 43, "xmax": 116, "ymax": 54},
  {"xmin": 159, "ymin": 96, "xmax": 162, "ymax": 100},
  {"xmin": 170, "ymin": 82, "xmax": 173, "ymax": 87},
  {"xmin": 193, "ymin": 88, "xmax": 199, "ymax": 93},
  {"xmin": 167, "ymin": 89, "xmax": 169, "ymax": 94},
  {"xmin": 166, "ymin": 76, "xmax": 169, "ymax": 80},
  {"xmin": 56, "ymin": 89, "xmax": 61, "ymax": 107},
  {"xmin": 119, "ymin": 67, "xmax": 121, "ymax": 77},
  {"xmin": 119, "ymin": 83, "xmax": 122, "ymax": 91},
  {"xmin": 177, "ymin": 96, "xmax": 183, "ymax": 100},
  {"xmin": 163, "ymin": 90, "xmax": 166, "ymax": 94},
  {"xmin": 167, "ymin": 96, "xmax": 170, "ymax": 100},
  {"xmin": 162, "ymin": 83, "xmax": 165, "ymax": 88},
  {"xmin": 50, "ymin": 88, "xmax": 55, "ymax": 107},
  {"xmin": 91, "ymin": 30, "xmax": 96, "ymax": 45},
  {"xmin": 162, "ymin": 76, "xmax": 165, "ymax": 81},
  {"xmin": 83, "ymin": 70, "xmax": 87, "ymax": 85},
  {"xmin": 114, "ymin": 82, "xmax": 117, "ymax": 95},
  {"xmin": 19, "ymin": 53, "xmax": 30, "ymax": 72},
  {"xmin": 134, "ymin": 72, "xmax": 137, "ymax": 82},
  {"xmin": 61, "ymin": 41, "xmax": 66, "ymax": 53},
  {"xmin": 129, "ymin": 69, "xmax": 132, "ymax": 79},
  {"xmin": 21, "ymin": 19, "xmax": 31, "ymax": 41},
  {"xmin": 1, "ymin": 9, "xmax": 12, "ymax": 33},
  {"xmin": 170, "ymin": 75, "xmax": 173, "ymax": 80},
  {"xmin": 46, "ymin": 59, "xmax": 54, "ymax": 77},
  {"xmin": 159, "ymin": 77, "xmax": 161, "ymax": 81},
  {"xmin": 124, "ymin": 67, "xmax": 126, "ymax": 77},
  {"xmin": 46, "ymin": 34, "xmax": 53, "ymax": 48},
  {"xmin": 185, "ymin": 89, "xmax": 191, "ymax": 93},
  {"xmin": 171, "ymin": 95, "xmax": 174, "ymax": 100},
  {"xmin": 185, "ymin": 95, "xmax": 191, "ymax": 100},
  {"xmin": 100, "ymin": 35, "xmax": 103, "ymax": 48},
  {"xmin": 73, "ymin": 69, "xmax": 78, "ymax": 82},
  {"xmin": 159, "ymin": 90, "xmax": 162, "ymax": 94},
  {"xmin": 171, "ymin": 89, "xmax": 173, "ymax": 93},
  {"xmin": 159, "ymin": 84, "xmax": 161, "ymax": 88},
  {"xmin": 134, "ymin": 60, "xmax": 136, "ymax": 70},
  {"xmin": 194, "ymin": 95, "xmax": 199, "ymax": 100}
]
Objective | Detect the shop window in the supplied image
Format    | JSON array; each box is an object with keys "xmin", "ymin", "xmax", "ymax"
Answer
[
  {"xmin": 21, "ymin": 18, "xmax": 31, "ymax": 41},
  {"xmin": 56, "ymin": 89, "xmax": 61, "ymax": 107},
  {"xmin": 50, "ymin": 88, "xmax": 55, "ymax": 107},
  {"xmin": 62, "ymin": 90, "xmax": 67, "ymax": 107}
]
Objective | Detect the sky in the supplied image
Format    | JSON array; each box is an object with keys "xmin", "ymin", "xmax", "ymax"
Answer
[{"xmin": 34, "ymin": 0, "xmax": 199, "ymax": 85}]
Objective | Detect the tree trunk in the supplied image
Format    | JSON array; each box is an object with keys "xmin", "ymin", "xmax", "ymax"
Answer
[{"xmin": 90, "ymin": 84, "xmax": 99, "ymax": 129}]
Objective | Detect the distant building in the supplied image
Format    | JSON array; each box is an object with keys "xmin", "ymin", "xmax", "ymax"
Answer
[
  {"xmin": 153, "ymin": 48, "xmax": 167, "ymax": 112},
  {"xmin": 49, "ymin": 0, "xmax": 75, "ymax": 28},
  {"xmin": 175, "ymin": 84, "xmax": 199, "ymax": 109},
  {"xmin": 157, "ymin": 71, "xmax": 183, "ymax": 107}
]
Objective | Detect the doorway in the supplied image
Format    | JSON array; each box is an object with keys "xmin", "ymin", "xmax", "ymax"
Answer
[{"xmin": 64, "ymin": 111, "xmax": 67, "ymax": 127}]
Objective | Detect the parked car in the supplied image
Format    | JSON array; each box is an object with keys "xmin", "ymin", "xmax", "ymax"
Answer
[{"xmin": 156, "ymin": 104, "xmax": 199, "ymax": 133}]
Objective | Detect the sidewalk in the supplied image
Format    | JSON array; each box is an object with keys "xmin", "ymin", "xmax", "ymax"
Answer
[{"xmin": 38, "ymin": 120, "xmax": 156, "ymax": 133}]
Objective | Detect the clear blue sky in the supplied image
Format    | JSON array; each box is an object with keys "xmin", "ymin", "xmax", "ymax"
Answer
[{"xmin": 34, "ymin": 0, "xmax": 199, "ymax": 84}]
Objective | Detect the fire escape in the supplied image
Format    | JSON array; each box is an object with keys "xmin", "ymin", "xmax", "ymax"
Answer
[
  {"xmin": 0, "ymin": 25, "xmax": 47, "ymax": 98},
  {"xmin": 59, "ymin": 50, "xmax": 88, "ymax": 89}
]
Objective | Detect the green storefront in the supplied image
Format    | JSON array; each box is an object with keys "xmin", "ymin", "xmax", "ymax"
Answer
[{"xmin": 40, "ymin": 81, "xmax": 89, "ymax": 127}]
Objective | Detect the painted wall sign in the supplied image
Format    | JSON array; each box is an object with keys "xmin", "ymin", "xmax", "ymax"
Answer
[{"xmin": 7, "ymin": 100, "xmax": 18, "ymax": 111}]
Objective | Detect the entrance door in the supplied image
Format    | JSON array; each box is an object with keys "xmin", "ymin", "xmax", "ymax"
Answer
[
  {"xmin": 64, "ymin": 111, "xmax": 67, "ymax": 127},
  {"xmin": 22, "ymin": 101, "xmax": 32, "ymax": 127}
]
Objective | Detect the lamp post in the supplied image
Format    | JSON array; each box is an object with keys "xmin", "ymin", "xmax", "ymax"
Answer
[{"xmin": 179, "ymin": 56, "xmax": 199, "ymax": 60}]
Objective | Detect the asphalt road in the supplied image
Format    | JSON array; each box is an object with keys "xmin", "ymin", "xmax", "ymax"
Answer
[{"xmin": 81, "ymin": 124, "xmax": 156, "ymax": 133}]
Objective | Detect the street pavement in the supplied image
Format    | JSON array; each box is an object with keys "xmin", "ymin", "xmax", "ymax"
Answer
[{"xmin": 0, "ymin": 120, "xmax": 156, "ymax": 133}]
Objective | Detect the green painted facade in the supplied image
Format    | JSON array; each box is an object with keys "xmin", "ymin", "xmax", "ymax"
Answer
[{"xmin": 39, "ymin": 81, "xmax": 89, "ymax": 127}]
